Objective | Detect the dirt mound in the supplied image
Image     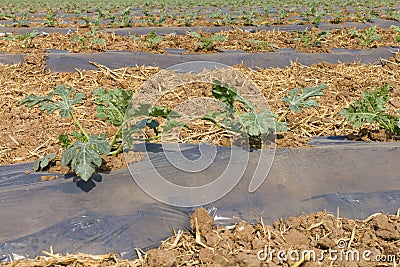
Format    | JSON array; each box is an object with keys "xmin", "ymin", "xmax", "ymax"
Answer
[{"xmin": 145, "ymin": 208, "xmax": 400, "ymax": 266}]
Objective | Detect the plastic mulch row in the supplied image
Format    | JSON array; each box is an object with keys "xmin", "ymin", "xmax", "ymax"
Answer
[{"xmin": 1, "ymin": 142, "xmax": 399, "ymax": 261}]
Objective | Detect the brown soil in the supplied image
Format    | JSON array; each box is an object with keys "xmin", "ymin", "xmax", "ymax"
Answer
[
  {"xmin": 2, "ymin": 208, "xmax": 400, "ymax": 267},
  {"xmin": 0, "ymin": 27, "xmax": 399, "ymax": 54},
  {"xmin": 1, "ymin": 51, "xmax": 400, "ymax": 171}
]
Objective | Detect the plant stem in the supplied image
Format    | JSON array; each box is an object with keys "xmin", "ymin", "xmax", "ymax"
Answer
[
  {"xmin": 144, "ymin": 134, "xmax": 162, "ymax": 141},
  {"xmin": 110, "ymin": 123, "xmax": 125, "ymax": 148},
  {"xmin": 109, "ymin": 143, "xmax": 123, "ymax": 155},
  {"xmin": 277, "ymin": 109, "xmax": 290, "ymax": 123},
  {"xmin": 70, "ymin": 112, "xmax": 89, "ymax": 140},
  {"xmin": 128, "ymin": 134, "xmax": 162, "ymax": 142},
  {"xmin": 108, "ymin": 123, "xmax": 163, "ymax": 156}
]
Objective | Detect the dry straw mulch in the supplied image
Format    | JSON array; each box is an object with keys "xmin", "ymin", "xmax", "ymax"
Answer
[{"xmin": 1, "ymin": 52, "xmax": 400, "ymax": 167}]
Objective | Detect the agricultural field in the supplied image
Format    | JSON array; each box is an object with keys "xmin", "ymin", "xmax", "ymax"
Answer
[
  {"xmin": 1, "ymin": 0, "xmax": 400, "ymax": 266},
  {"xmin": 0, "ymin": 0, "xmax": 400, "ymax": 27}
]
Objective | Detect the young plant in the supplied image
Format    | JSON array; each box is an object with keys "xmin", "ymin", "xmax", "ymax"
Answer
[
  {"xmin": 195, "ymin": 34, "xmax": 227, "ymax": 51},
  {"xmin": 19, "ymin": 85, "xmax": 183, "ymax": 181},
  {"xmin": 313, "ymin": 30, "xmax": 331, "ymax": 47},
  {"xmin": 119, "ymin": 6, "xmax": 132, "ymax": 27},
  {"xmin": 18, "ymin": 85, "xmax": 108, "ymax": 181},
  {"xmin": 146, "ymin": 30, "xmax": 163, "ymax": 49},
  {"xmin": 278, "ymin": 9, "xmax": 288, "ymax": 23},
  {"xmin": 386, "ymin": 9, "xmax": 400, "ymax": 21},
  {"xmin": 340, "ymin": 84, "xmax": 400, "ymax": 134},
  {"xmin": 122, "ymin": 103, "xmax": 185, "ymax": 148},
  {"xmin": 294, "ymin": 31, "xmax": 313, "ymax": 46},
  {"xmin": 88, "ymin": 25, "xmax": 100, "ymax": 37},
  {"xmin": 95, "ymin": 8, "xmax": 107, "ymax": 21},
  {"xmin": 312, "ymin": 10, "xmax": 324, "ymax": 25},
  {"xmin": 93, "ymin": 88, "xmax": 133, "ymax": 154},
  {"xmin": 330, "ymin": 10, "xmax": 344, "ymax": 24},
  {"xmin": 1, "ymin": 30, "xmax": 41, "ymax": 48},
  {"xmin": 279, "ymin": 84, "xmax": 327, "ymax": 123},
  {"xmin": 355, "ymin": 9, "xmax": 378, "ymax": 23},
  {"xmin": 189, "ymin": 10, "xmax": 199, "ymax": 24},
  {"xmin": 202, "ymin": 81, "xmax": 327, "ymax": 139},
  {"xmin": 143, "ymin": 10, "xmax": 167, "ymax": 26},
  {"xmin": 294, "ymin": 29, "xmax": 330, "ymax": 47},
  {"xmin": 222, "ymin": 13, "xmax": 235, "ymax": 25},
  {"xmin": 391, "ymin": 25, "xmax": 400, "ymax": 43},
  {"xmin": 187, "ymin": 30, "xmax": 201, "ymax": 39},
  {"xmin": 9, "ymin": 12, "xmax": 28, "ymax": 27},
  {"xmin": 242, "ymin": 8, "xmax": 257, "ymax": 26},
  {"xmin": 349, "ymin": 26, "xmax": 381, "ymax": 47},
  {"xmin": 304, "ymin": 5, "xmax": 323, "ymax": 26},
  {"xmin": 95, "ymin": 88, "xmax": 182, "ymax": 152},
  {"xmin": 248, "ymin": 39, "xmax": 278, "ymax": 50},
  {"xmin": 202, "ymin": 80, "xmax": 284, "ymax": 139},
  {"xmin": 180, "ymin": 13, "xmax": 195, "ymax": 26},
  {"xmin": 80, "ymin": 14, "xmax": 91, "ymax": 28},
  {"xmin": 210, "ymin": 10, "xmax": 223, "ymax": 19},
  {"xmin": 45, "ymin": 11, "xmax": 57, "ymax": 27},
  {"xmin": 72, "ymin": 28, "xmax": 106, "ymax": 51}
]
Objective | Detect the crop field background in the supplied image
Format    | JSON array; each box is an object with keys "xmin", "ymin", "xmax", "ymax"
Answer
[
  {"xmin": 1, "ymin": 0, "xmax": 400, "ymax": 266},
  {"xmin": 0, "ymin": 0, "xmax": 399, "ymax": 27}
]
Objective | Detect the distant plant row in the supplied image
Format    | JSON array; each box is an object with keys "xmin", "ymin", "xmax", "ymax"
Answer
[
  {"xmin": 0, "ymin": 0, "xmax": 399, "ymax": 27},
  {"xmin": 1, "ymin": 26, "xmax": 400, "ymax": 52}
]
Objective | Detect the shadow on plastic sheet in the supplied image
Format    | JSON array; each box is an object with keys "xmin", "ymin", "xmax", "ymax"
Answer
[{"xmin": 0, "ymin": 142, "xmax": 400, "ymax": 261}]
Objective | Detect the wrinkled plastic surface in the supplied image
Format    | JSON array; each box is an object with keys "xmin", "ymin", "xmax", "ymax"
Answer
[
  {"xmin": 1, "ymin": 142, "xmax": 400, "ymax": 261},
  {"xmin": 45, "ymin": 46, "xmax": 397, "ymax": 72}
]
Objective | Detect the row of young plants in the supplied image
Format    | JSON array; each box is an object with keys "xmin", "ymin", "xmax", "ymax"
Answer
[
  {"xmin": 19, "ymin": 81, "xmax": 400, "ymax": 182},
  {"xmin": 1, "ymin": 26, "xmax": 399, "ymax": 52},
  {"xmin": 1, "ymin": 11, "xmax": 399, "ymax": 28},
  {"xmin": 2, "ymin": 0, "xmax": 399, "ymax": 12}
]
